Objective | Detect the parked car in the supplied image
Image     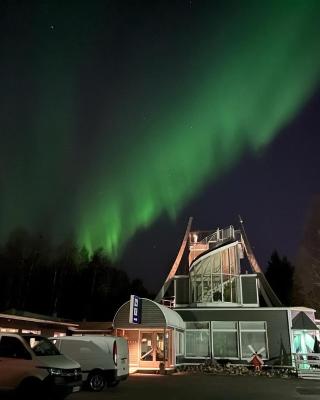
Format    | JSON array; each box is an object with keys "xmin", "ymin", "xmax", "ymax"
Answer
[
  {"xmin": 0, "ymin": 333, "xmax": 82, "ymax": 399},
  {"xmin": 52, "ymin": 335, "xmax": 129, "ymax": 392}
]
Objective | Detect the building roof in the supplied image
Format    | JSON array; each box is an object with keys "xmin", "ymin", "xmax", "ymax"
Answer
[
  {"xmin": 292, "ymin": 311, "xmax": 319, "ymax": 331},
  {"xmin": 0, "ymin": 309, "xmax": 78, "ymax": 327}
]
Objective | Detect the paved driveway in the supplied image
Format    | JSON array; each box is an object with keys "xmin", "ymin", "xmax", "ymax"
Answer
[{"xmin": 69, "ymin": 373, "xmax": 320, "ymax": 400}]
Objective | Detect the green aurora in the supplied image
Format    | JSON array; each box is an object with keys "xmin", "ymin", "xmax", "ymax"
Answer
[{"xmin": 1, "ymin": 1, "xmax": 320, "ymax": 259}]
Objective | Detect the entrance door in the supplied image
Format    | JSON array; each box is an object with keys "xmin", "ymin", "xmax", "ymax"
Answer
[
  {"xmin": 124, "ymin": 330, "xmax": 139, "ymax": 367},
  {"xmin": 139, "ymin": 331, "xmax": 171, "ymax": 368}
]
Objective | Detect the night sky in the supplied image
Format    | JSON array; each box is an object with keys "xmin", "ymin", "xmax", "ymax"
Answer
[{"xmin": 1, "ymin": 0, "xmax": 320, "ymax": 292}]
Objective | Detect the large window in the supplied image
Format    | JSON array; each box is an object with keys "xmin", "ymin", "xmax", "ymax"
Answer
[
  {"xmin": 0, "ymin": 328, "xmax": 18, "ymax": 333},
  {"xmin": 212, "ymin": 321, "xmax": 238, "ymax": 359},
  {"xmin": 240, "ymin": 322, "xmax": 268, "ymax": 359},
  {"xmin": 185, "ymin": 322, "xmax": 210, "ymax": 358},
  {"xmin": 183, "ymin": 320, "xmax": 269, "ymax": 360},
  {"xmin": 190, "ymin": 244, "xmax": 240, "ymax": 304},
  {"xmin": 176, "ymin": 331, "xmax": 184, "ymax": 356}
]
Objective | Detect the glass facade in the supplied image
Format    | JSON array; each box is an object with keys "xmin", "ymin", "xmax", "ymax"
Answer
[
  {"xmin": 185, "ymin": 322, "xmax": 210, "ymax": 358},
  {"xmin": 190, "ymin": 244, "xmax": 240, "ymax": 304},
  {"xmin": 183, "ymin": 321, "xmax": 269, "ymax": 360},
  {"xmin": 212, "ymin": 321, "xmax": 238, "ymax": 358},
  {"xmin": 239, "ymin": 321, "xmax": 268, "ymax": 359},
  {"xmin": 176, "ymin": 331, "xmax": 184, "ymax": 355}
]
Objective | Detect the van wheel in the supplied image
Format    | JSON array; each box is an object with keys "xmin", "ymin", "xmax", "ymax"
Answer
[{"xmin": 87, "ymin": 372, "xmax": 106, "ymax": 392}]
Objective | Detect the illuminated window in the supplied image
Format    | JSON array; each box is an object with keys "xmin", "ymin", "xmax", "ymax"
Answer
[
  {"xmin": 240, "ymin": 321, "xmax": 268, "ymax": 359},
  {"xmin": 185, "ymin": 322, "xmax": 210, "ymax": 358},
  {"xmin": 0, "ymin": 328, "xmax": 19, "ymax": 333},
  {"xmin": 176, "ymin": 331, "xmax": 184, "ymax": 355},
  {"xmin": 212, "ymin": 321, "xmax": 238, "ymax": 359},
  {"xmin": 189, "ymin": 244, "xmax": 240, "ymax": 304},
  {"xmin": 22, "ymin": 330, "xmax": 41, "ymax": 335},
  {"xmin": 54, "ymin": 332, "xmax": 66, "ymax": 337}
]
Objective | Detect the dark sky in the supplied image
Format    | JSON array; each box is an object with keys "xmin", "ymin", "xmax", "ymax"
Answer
[{"xmin": 1, "ymin": 0, "xmax": 320, "ymax": 292}]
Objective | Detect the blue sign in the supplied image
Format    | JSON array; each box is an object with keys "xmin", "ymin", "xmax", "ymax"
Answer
[{"xmin": 129, "ymin": 294, "xmax": 142, "ymax": 324}]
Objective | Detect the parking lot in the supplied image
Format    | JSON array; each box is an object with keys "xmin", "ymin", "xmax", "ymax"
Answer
[{"xmin": 68, "ymin": 373, "xmax": 320, "ymax": 400}]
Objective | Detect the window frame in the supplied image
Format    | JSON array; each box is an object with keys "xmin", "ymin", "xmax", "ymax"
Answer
[
  {"xmin": 185, "ymin": 321, "xmax": 210, "ymax": 359},
  {"xmin": 211, "ymin": 321, "xmax": 239, "ymax": 360},
  {"xmin": 189, "ymin": 244, "xmax": 241, "ymax": 305},
  {"xmin": 175, "ymin": 330, "xmax": 184, "ymax": 356},
  {"xmin": 239, "ymin": 321, "xmax": 269, "ymax": 360}
]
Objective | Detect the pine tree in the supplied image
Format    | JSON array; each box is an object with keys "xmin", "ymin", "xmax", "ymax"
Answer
[{"xmin": 265, "ymin": 251, "xmax": 294, "ymax": 306}]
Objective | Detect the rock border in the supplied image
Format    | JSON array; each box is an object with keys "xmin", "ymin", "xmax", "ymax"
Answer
[{"xmin": 174, "ymin": 362, "xmax": 297, "ymax": 379}]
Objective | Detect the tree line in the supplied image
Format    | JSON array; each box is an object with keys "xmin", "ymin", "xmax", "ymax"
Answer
[
  {"xmin": 0, "ymin": 228, "xmax": 316, "ymax": 321},
  {"xmin": 0, "ymin": 229, "xmax": 153, "ymax": 321}
]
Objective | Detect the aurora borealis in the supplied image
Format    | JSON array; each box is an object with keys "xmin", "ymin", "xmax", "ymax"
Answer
[{"xmin": 1, "ymin": 1, "xmax": 320, "ymax": 262}]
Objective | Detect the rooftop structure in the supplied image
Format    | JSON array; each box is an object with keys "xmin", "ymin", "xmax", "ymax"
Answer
[{"xmin": 156, "ymin": 218, "xmax": 280, "ymax": 308}]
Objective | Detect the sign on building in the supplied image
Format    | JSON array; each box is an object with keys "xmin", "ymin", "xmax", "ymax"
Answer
[{"xmin": 129, "ymin": 294, "xmax": 142, "ymax": 324}]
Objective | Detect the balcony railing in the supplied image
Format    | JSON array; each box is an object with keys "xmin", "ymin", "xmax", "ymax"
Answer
[
  {"xmin": 161, "ymin": 298, "xmax": 175, "ymax": 309},
  {"xmin": 189, "ymin": 227, "xmax": 237, "ymax": 266},
  {"xmin": 190, "ymin": 226, "xmax": 235, "ymax": 247}
]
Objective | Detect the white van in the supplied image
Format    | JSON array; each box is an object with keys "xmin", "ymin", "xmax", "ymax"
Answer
[
  {"xmin": 52, "ymin": 335, "xmax": 129, "ymax": 392},
  {"xmin": 0, "ymin": 333, "xmax": 82, "ymax": 399}
]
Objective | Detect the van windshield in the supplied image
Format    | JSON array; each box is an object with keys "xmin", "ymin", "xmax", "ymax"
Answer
[{"xmin": 23, "ymin": 335, "xmax": 61, "ymax": 356}]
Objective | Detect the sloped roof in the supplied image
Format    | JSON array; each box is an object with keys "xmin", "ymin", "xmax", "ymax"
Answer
[
  {"xmin": 292, "ymin": 311, "xmax": 319, "ymax": 330},
  {"xmin": 0, "ymin": 311, "xmax": 78, "ymax": 327},
  {"xmin": 3, "ymin": 309, "xmax": 75, "ymax": 324}
]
